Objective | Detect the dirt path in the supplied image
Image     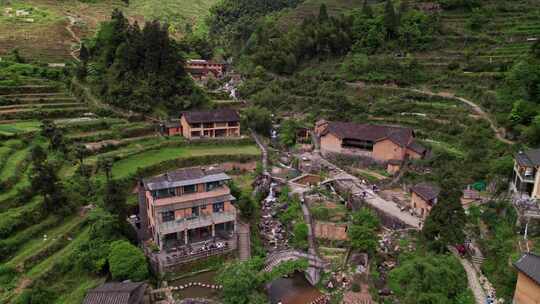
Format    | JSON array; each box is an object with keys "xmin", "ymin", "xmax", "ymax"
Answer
[
  {"xmin": 449, "ymin": 246, "xmax": 486, "ymax": 304},
  {"xmin": 65, "ymin": 14, "xmax": 81, "ymax": 62},
  {"xmin": 347, "ymin": 82, "xmax": 515, "ymax": 145},
  {"xmin": 408, "ymin": 88, "xmax": 514, "ymax": 145}
]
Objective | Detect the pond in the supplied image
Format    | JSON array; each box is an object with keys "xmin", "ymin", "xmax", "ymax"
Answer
[
  {"xmin": 171, "ymin": 270, "xmax": 221, "ymax": 301},
  {"xmin": 267, "ymin": 271, "xmax": 323, "ymax": 304}
]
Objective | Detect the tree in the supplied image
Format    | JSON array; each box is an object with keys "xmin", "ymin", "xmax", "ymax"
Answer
[
  {"xmin": 279, "ymin": 120, "xmax": 299, "ymax": 147},
  {"xmin": 79, "ymin": 43, "xmax": 90, "ymax": 63},
  {"xmin": 383, "ymin": 0, "xmax": 398, "ymax": 39},
  {"xmin": 108, "ymin": 240, "xmax": 149, "ymax": 281},
  {"xmin": 348, "ymin": 208, "xmax": 380, "ymax": 255},
  {"xmin": 216, "ymin": 258, "xmax": 264, "ymax": 304},
  {"xmin": 31, "ymin": 159, "xmax": 68, "ymax": 215},
  {"xmin": 104, "ymin": 180, "xmax": 128, "ymax": 223},
  {"xmin": 292, "ymin": 223, "xmax": 309, "ymax": 250},
  {"xmin": 388, "ymin": 254, "xmax": 473, "ymax": 304},
  {"xmin": 40, "ymin": 120, "xmax": 66, "ymax": 152},
  {"xmin": 318, "ymin": 3, "xmax": 329, "ymax": 23},
  {"xmin": 422, "ymin": 188, "xmax": 466, "ymax": 252},
  {"xmin": 243, "ymin": 106, "xmax": 272, "ymax": 136},
  {"xmin": 97, "ymin": 157, "xmax": 114, "ymax": 180},
  {"xmin": 74, "ymin": 144, "xmax": 88, "ymax": 166},
  {"xmin": 362, "ymin": 0, "xmax": 374, "ymax": 18}
]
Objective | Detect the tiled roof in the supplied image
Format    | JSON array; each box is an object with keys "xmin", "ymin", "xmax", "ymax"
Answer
[
  {"xmin": 323, "ymin": 121, "xmax": 414, "ymax": 143},
  {"xmin": 516, "ymin": 149, "xmax": 540, "ymax": 167},
  {"xmin": 143, "ymin": 167, "xmax": 230, "ymax": 191},
  {"xmin": 407, "ymin": 139, "xmax": 427, "ymax": 154},
  {"xmin": 411, "ymin": 183, "xmax": 440, "ymax": 203},
  {"xmin": 83, "ymin": 282, "xmax": 146, "ymax": 304},
  {"xmin": 182, "ymin": 109, "xmax": 240, "ymax": 124},
  {"xmin": 514, "ymin": 253, "xmax": 540, "ymax": 285}
]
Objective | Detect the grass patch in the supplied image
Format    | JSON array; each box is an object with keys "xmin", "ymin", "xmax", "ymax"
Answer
[
  {"xmin": 111, "ymin": 144, "xmax": 261, "ymax": 179},
  {"xmin": 0, "ymin": 120, "xmax": 40, "ymax": 135},
  {"xmin": 6, "ymin": 216, "xmax": 84, "ymax": 268}
]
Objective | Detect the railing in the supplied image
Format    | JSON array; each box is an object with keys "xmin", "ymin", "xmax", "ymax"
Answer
[
  {"xmin": 514, "ymin": 165, "xmax": 536, "ymax": 183},
  {"xmin": 162, "ymin": 246, "xmax": 235, "ymax": 267},
  {"xmin": 158, "ymin": 212, "xmax": 236, "ymax": 234}
]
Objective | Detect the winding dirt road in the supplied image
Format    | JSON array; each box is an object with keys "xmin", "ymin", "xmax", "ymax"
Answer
[{"xmin": 347, "ymin": 82, "xmax": 515, "ymax": 145}]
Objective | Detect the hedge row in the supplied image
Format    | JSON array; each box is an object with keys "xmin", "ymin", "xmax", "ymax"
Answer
[
  {"xmin": 58, "ymin": 118, "xmax": 126, "ymax": 133},
  {"xmin": 0, "ymin": 108, "xmax": 88, "ymax": 120},
  {"xmin": 19, "ymin": 220, "xmax": 85, "ymax": 272},
  {"xmin": 0, "ymin": 197, "xmax": 45, "ymax": 239},
  {"xmin": 0, "ymin": 216, "xmax": 61, "ymax": 261},
  {"xmin": 0, "ymin": 155, "xmax": 31, "ymax": 192}
]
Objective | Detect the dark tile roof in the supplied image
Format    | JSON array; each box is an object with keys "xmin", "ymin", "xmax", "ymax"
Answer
[
  {"xmin": 143, "ymin": 167, "xmax": 230, "ymax": 191},
  {"xmin": 407, "ymin": 139, "xmax": 427, "ymax": 155},
  {"xmin": 514, "ymin": 253, "xmax": 540, "ymax": 285},
  {"xmin": 515, "ymin": 149, "xmax": 540, "ymax": 167},
  {"xmin": 182, "ymin": 109, "xmax": 240, "ymax": 124},
  {"xmin": 411, "ymin": 183, "xmax": 440, "ymax": 203},
  {"xmin": 323, "ymin": 121, "xmax": 414, "ymax": 143},
  {"xmin": 83, "ymin": 282, "xmax": 146, "ymax": 304},
  {"xmin": 163, "ymin": 120, "xmax": 181, "ymax": 128}
]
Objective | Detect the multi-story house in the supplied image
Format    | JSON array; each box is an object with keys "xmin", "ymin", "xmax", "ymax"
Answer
[
  {"xmin": 513, "ymin": 253, "xmax": 540, "ymax": 304},
  {"xmin": 185, "ymin": 59, "xmax": 225, "ymax": 80},
  {"xmin": 180, "ymin": 109, "xmax": 241, "ymax": 139},
  {"xmin": 512, "ymin": 149, "xmax": 540, "ymax": 199},
  {"xmin": 138, "ymin": 167, "xmax": 237, "ymax": 269}
]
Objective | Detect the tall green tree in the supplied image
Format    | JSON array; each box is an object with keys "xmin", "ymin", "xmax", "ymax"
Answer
[
  {"xmin": 389, "ymin": 254, "xmax": 474, "ymax": 304},
  {"xmin": 318, "ymin": 3, "xmax": 329, "ymax": 23},
  {"xmin": 383, "ymin": 0, "xmax": 398, "ymax": 38},
  {"xmin": 422, "ymin": 188, "xmax": 466, "ymax": 252},
  {"xmin": 348, "ymin": 208, "xmax": 380, "ymax": 255}
]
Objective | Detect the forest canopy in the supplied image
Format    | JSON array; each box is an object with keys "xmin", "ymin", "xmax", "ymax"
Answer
[{"xmin": 82, "ymin": 9, "xmax": 207, "ymax": 114}]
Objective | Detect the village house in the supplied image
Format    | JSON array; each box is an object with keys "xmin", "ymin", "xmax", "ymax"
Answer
[
  {"xmin": 138, "ymin": 167, "xmax": 237, "ymax": 270},
  {"xmin": 159, "ymin": 119, "xmax": 182, "ymax": 136},
  {"xmin": 512, "ymin": 149, "xmax": 540, "ymax": 199},
  {"xmin": 314, "ymin": 120, "xmax": 427, "ymax": 164},
  {"xmin": 513, "ymin": 253, "xmax": 540, "ymax": 304},
  {"xmin": 180, "ymin": 109, "xmax": 240, "ymax": 139},
  {"xmin": 185, "ymin": 59, "xmax": 225, "ymax": 80},
  {"xmin": 410, "ymin": 183, "xmax": 440, "ymax": 219},
  {"xmin": 83, "ymin": 282, "xmax": 150, "ymax": 304}
]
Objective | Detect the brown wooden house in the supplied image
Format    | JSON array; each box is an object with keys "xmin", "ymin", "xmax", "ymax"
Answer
[
  {"xmin": 410, "ymin": 183, "xmax": 440, "ymax": 219},
  {"xmin": 180, "ymin": 109, "xmax": 241, "ymax": 139},
  {"xmin": 513, "ymin": 253, "xmax": 540, "ymax": 304},
  {"xmin": 315, "ymin": 120, "xmax": 426, "ymax": 163}
]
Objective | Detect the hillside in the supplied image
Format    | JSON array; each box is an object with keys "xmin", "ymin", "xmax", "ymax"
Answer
[{"xmin": 0, "ymin": 0, "xmax": 218, "ymax": 61}]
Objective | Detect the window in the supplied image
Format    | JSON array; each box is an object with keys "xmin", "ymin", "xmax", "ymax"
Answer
[
  {"xmin": 206, "ymin": 181, "xmax": 221, "ymax": 191},
  {"xmin": 191, "ymin": 206, "xmax": 200, "ymax": 217},
  {"xmin": 183, "ymin": 184, "xmax": 197, "ymax": 194},
  {"xmin": 191, "ymin": 131, "xmax": 201, "ymax": 137},
  {"xmin": 203, "ymin": 123, "xmax": 214, "ymax": 129},
  {"xmin": 228, "ymin": 121, "xmax": 239, "ymax": 127},
  {"xmin": 342, "ymin": 139, "xmax": 374, "ymax": 151},
  {"xmin": 161, "ymin": 211, "xmax": 175, "ymax": 222},
  {"xmin": 213, "ymin": 202, "xmax": 224, "ymax": 213},
  {"xmin": 153, "ymin": 188, "xmax": 175, "ymax": 199}
]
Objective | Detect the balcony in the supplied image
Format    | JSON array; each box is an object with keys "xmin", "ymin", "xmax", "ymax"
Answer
[
  {"xmin": 158, "ymin": 211, "xmax": 236, "ymax": 235},
  {"xmin": 514, "ymin": 164, "xmax": 536, "ymax": 183},
  {"xmin": 154, "ymin": 186, "xmax": 231, "ymax": 207}
]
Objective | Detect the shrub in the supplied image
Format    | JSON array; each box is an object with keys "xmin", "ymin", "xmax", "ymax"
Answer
[
  {"xmin": 108, "ymin": 240, "xmax": 149, "ymax": 281},
  {"xmin": 292, "ymin": 223, "xmax": 309, "ymax": 250}
]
